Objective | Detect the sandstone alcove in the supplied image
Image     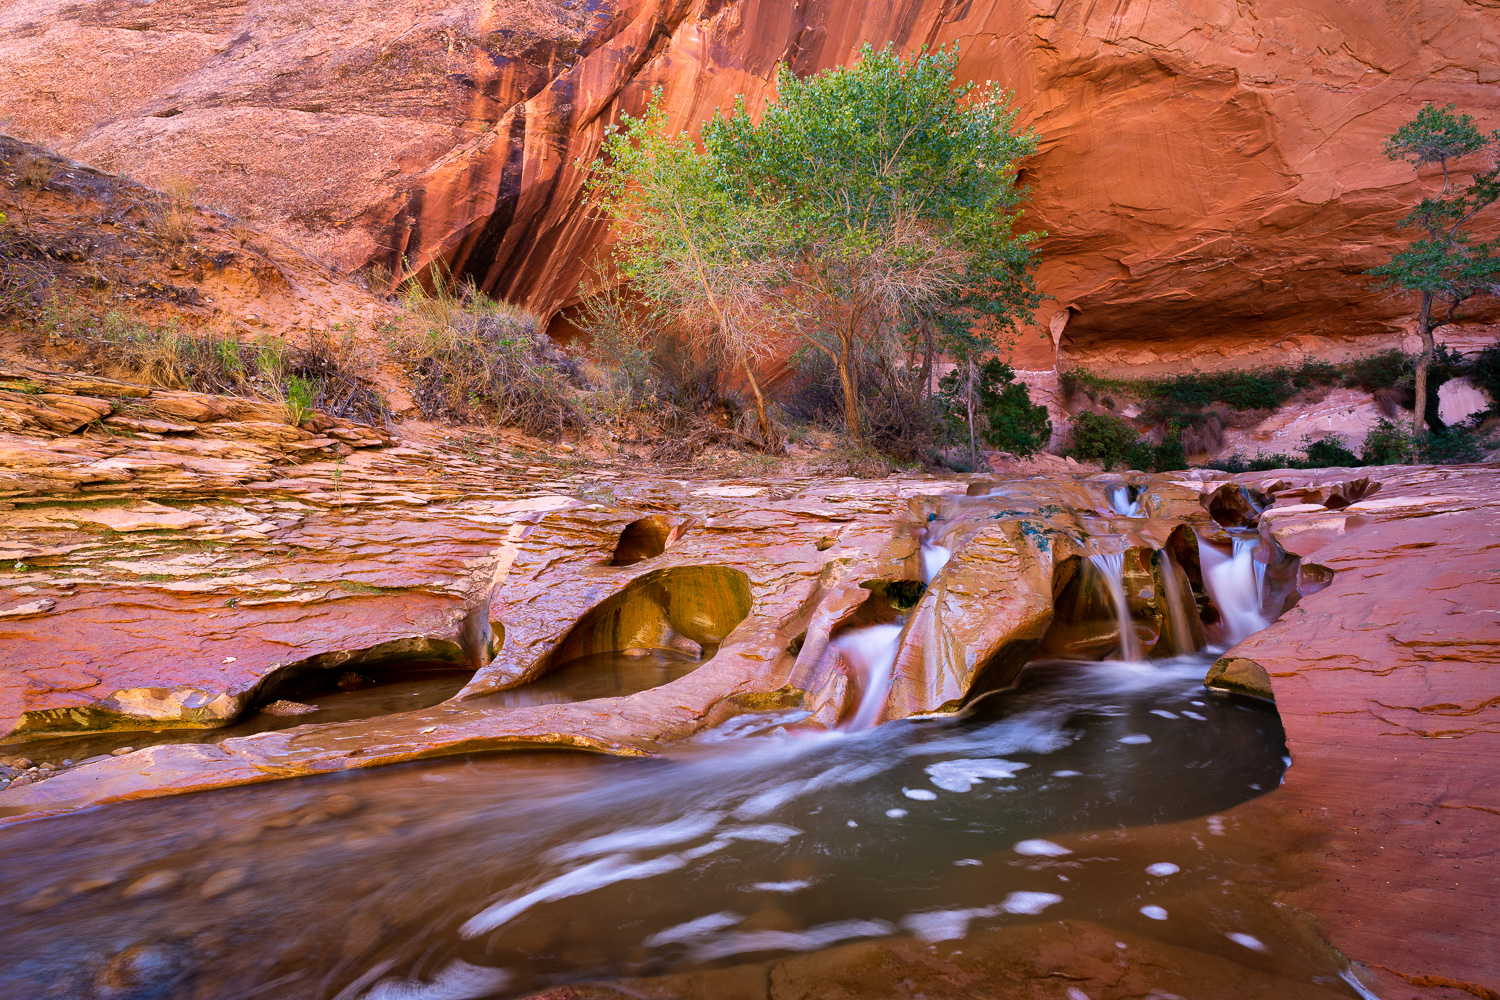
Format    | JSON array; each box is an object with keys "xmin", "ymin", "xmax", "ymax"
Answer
[
  {"xmin": 609, "ymin": 514, "xmax": 686, "ymax": 566},
  {"xmin": 540, "ymin": 564, "xmax": 752, "ymax": 673}
]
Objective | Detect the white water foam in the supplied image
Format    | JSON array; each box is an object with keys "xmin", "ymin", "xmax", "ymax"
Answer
[
  {"xmin": 1002, "ymin": 891, "xmax": 1064, "ymax": 915},
  {"xmin": 363, "ymin": 960, "xmax": 512, "ymax": 1000},
  {"xmin": 1014, "ymin": 839, "xmax": 1071, "ymax": 857},
  {"xmin": 1226, "ymin": 932, "xmax": 1269, "ymax": 952},
  {"xmin": 925, "ymin": 758, "xmax": 1029, "ymax": 792}
]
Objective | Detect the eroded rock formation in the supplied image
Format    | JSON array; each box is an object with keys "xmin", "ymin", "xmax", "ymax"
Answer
[{"xmin": 4, "ymin": 1, "xmax": 1497, "ymax": 365}]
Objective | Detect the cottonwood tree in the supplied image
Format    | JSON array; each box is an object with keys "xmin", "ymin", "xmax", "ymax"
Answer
[
  {"xmin": 585, "ymin": 99, "xmax": 784, "ymax": 450},
  {"xmin": 1371, "ymin": 103, "xmax": 1500, "ymax": 441},
  {"xmin": 704, "ymin": 45, "xmax": 1040, "ymax": 441}
]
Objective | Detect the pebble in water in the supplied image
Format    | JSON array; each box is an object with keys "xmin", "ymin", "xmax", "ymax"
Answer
[
  {"xmin": 1140, "ymin": 905, "xmax": 1169, "ymax": 920},
  {"xmin": 1145, "ymin": 863, "xmax": 1180, "ymax": 876}
]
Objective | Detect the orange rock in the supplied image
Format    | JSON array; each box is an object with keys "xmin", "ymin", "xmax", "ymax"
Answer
[{"xmin": 5, "ymin": 1, "xmax": 1496, "ymax": 363}]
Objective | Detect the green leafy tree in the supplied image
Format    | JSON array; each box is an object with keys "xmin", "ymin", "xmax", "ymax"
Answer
[
  {"xmin": 585, "ymin": 99, "xmax": 786, "ymax": 449},
  {"xmin": 938, "ymin": 358, "xmax": 1051, "ymax": 462},
  {"xmin": 1370, "ymin": 104, "xmax": 1500, "ymax": 445},
  {"xmin": 704, "ymin": 45, "xmax": 1040, "ymax": 440}
]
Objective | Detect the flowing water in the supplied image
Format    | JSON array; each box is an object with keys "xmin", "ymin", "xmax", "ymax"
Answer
[
  {"xmin": 1086, "ymin": 552, "xmax": 1143, "ymax": 661},
  {"xmin": 829, "ymin": 624, "xmax": 905, "ymax": 732},
  {"xmin": 1109, "ymin": 485, "xmax": 1141, "ymax": 518},
  {"xmin": 0, "ymin": 652, "xmax": 1355, "ymax": 1000},
  {"xmin": 1197, "ymin": 532, "xmax": 1268, "ymax": 643},
  {"xmin": 1157, "ymin": 549, "xmax": 1201, "ymax": 655}
]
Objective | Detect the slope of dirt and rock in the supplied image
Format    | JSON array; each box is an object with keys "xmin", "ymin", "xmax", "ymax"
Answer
[{"xmin": 0, "ymin": 134, "xmax": 390, "ymax": 344}]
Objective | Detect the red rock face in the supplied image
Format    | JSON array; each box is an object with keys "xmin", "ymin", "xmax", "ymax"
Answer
[{"xmin": 4, "ymin": 1, "xmax": 1497, "ymax": 363}]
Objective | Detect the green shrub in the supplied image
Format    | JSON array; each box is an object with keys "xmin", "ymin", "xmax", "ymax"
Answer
[
  {"xmin": 1421, "ymin": 426, "xmax": 1484, "ymax": 463},
  {"xmin": 1302, "ymin": 436, "xmax": 1360, "ymax": 467},
  {"xmin": 283, "ymin": 374, "xmax": 317, "ymax": 425},
  {"xmin": 1470, "ymin": 342, "xmax": 1500, "ymax": 410},
  {"xmin": 1063, "ymin": 411, "xmax": 1140, "ymax": 470},
  {"xmin": 1360, "ymin": 419, "xmax": 1414, "ymax": 465},
  {"xmin": 1341, "ymin": 350, "xmax": 1409, "ymax": 393},
  {"xmin": 938, "ymin": 359, "xmax": 1051, "ymax": 458}
]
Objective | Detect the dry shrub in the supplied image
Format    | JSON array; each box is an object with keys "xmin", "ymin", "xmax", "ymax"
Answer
[
  {"xmin": 391, "ymin": 273, "xmax": 584, "ymax": 439},
  {"xmin": 575, "ymin": 283, "xmax": 763, "ymax": 459},
  {"xmin": 47, "ymin": 296, "xmax": 390, "ymax": 425},
  {"xmin": 15, "ymin": 150, "xmax": 55, "ymax": 191},
  {"xmin": 149, "ymin": 177, "xmax": 197, "ymax": 247},
  {"xmin": 1180, "ymin": 414, "xmax": 1226, "ymax": 456}
]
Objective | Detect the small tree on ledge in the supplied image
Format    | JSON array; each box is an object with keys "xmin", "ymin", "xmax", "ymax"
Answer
[{"xmin": 1370, "ymin": 103, "xmax": 1500, "ymax": 445}]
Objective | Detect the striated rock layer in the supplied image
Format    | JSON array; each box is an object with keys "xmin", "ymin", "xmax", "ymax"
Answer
[{"xmin": 4, "ymin": 1, "xmax": 1498, "ymax": 364}]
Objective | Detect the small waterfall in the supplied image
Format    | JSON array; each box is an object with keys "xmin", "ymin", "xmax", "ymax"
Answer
[
  {"xmin": 1156, "ymin": 549, "xmax": 1200, "ymax": 655},
  {"xmin": 1110, "ymin": 486, "xmax": 1141, "ymax": 518},
  {"xmin": 919, "ymin": 532, "xmax": 951, "ymax": 585},
  {"xmin": 1197, "ymin": 533, "xmax": 1268, "ymax": 642},
  {"xmin": 831, "ymin": 623, "xmax": 905, "ymax": 732},
  {"xmin": 1087, "ymin": 553, "xmax": 1142, "ymax": 661}
]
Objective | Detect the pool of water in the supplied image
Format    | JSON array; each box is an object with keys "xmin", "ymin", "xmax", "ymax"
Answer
[
  {"xmin": 3, "ymin": 650, "xmax": 704, "ymax": 770},
  {"xmin": 0, "ymin": 654, "xmax": 1359, "ymax": 1000}
]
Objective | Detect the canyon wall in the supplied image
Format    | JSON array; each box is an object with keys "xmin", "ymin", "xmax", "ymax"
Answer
[{"xmin": 3, "ymin": 0, "xmax": 1498, "ymax": 367}]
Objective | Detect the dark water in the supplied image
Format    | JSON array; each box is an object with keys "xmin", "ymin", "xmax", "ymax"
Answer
[
  {"xmin": 0, "ymin": 655, "xmax": 1353, "ymax": 1000},
  {"xmin": 4, "ymin": 651, "xmax": 702, "ymax": 769}
]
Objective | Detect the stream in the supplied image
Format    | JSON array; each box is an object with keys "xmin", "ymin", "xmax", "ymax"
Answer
[{"xmin": 0, "ymin": 649, "xmax": 1358, "ymax": 1000}]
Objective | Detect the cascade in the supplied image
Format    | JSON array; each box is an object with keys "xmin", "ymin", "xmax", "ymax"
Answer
[
  {"xmin": 1156, "ymin": 549, "xmax": 1200, "ymax": 655},
  {"xmin": 1196, "ymin": 532, "xmax": 1268, "ymax": 643},
  {"xmin": 831, "ymin": 623, "xmax": 905, "ymax": 731},
  {"xmin": 919, "ymin": 530, "xmax": 951, "ymax": 584},
  {"xmin": 1087, "ymin": 552, "xmax": 1142, "ymax": 661},
  {"xmin": 1110, "ymin": 486, "xmax": 1141, "ymax": 518}
]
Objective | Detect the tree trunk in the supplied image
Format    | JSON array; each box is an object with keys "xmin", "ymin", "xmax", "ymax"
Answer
[
  {"xmin": 1412, "ymin": 290, "xmax": 1435, "ymax": 458},
  {"xmin": 837, "ymin": 332, "xmax": 861, "ymax": 441},
  {"xmin": 919, "ymin": 326, "xmax": 934, "ymax": 400},
  {"xmin": 739, "ymin": 356, "xmax": 781, "ymax": 452},
  {"xmin": 966, "ymin": 357, "xmax": 979, "ymax": 471}
]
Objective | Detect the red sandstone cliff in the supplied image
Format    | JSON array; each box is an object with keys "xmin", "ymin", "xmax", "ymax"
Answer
[{"xmin": 4, "ymin": 0, "xmax": 1497, "ymax": 366}]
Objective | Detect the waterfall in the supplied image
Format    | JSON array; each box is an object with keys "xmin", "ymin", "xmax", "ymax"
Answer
[
  {"xmin": 1110, "ymin": 486, "xmax": 1141, "ymax": 518},
  {"xmin": 1196, "ymin": 533, "xmax": 1267, "ymax": 643},
  {"xmin": 1087, "ymin": 553, "xmax": 1142, "ymax": 661},
  {"xmin": 831, "ymin": 624, "xmax": 905, "ymax": 731},
  {"xmin": 1156, "ymin": 550, "xmax": 1199, "ymax": 655},
  {"xmin": 919, "ymin": 532, "xmax": 951, "ymax": 585}
]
